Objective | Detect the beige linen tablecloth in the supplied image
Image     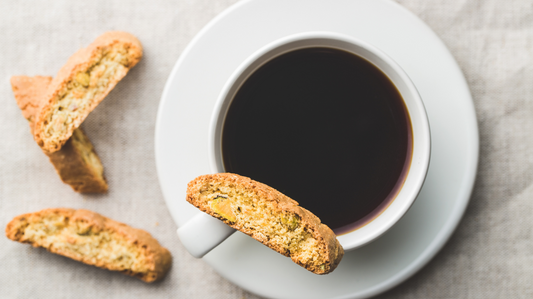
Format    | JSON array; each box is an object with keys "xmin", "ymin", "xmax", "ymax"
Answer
[{"xmin": 1, "ymin": 0, "xmax": 531, "ymax": 298}]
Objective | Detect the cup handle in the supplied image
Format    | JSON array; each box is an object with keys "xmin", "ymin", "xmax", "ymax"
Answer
[{"xmin": 177, "ymin": 212, "xmax": 236, "ymax": 258}]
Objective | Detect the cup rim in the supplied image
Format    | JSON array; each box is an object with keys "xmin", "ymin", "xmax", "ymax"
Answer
[{"xmin": 209, "ymin": 31, "xmax": 431, "ymax": 251}]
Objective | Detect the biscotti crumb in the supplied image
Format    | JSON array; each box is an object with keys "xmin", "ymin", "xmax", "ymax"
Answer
[
  {"xmin": 186, "ymin": 173, "xmax": 344, "ymax": 274},
  {"xmin": 10, "ymin": 76, "xmax": 108, "ymax": 193},
  {"xmin": 33, "ymin": 31, "xmax": 143, "ymax": 153},
  {"xmin": 5, "ymin": 208, "xmax": 172, "ymax": 282}
]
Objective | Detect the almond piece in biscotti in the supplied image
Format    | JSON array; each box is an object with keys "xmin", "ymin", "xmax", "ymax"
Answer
[
  {"xmin": 10, "ymin": 75, "xmax": 108, "ymax": 193},
  {"xmin": 33, "ymin": 31, "xmax": 143, "ymax": 153},
  {"xmin": 186, "ymin": 173, "xmax": 344, "ymax": 274},
  {"xmin": 5, "ymin": 208, "xmax": 172, "ymax": 282}
]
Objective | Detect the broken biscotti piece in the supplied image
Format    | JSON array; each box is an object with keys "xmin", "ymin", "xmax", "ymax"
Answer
[
  {"xmin": 10, "ymin": 76, "xmax": 108, "ymax": 193},
  {"xmin": 47, "ymin": 129, "xmax": 108, "ymax": 193},
  {"xmin": 33, "ymin": 31, "xmax": 143, "ymax": 153},
  {"xmin": 5, "ymin": 208, "xmax": 172, "ymax": 282},
  {"xmin": 186, "ymin": 173, "xmax": 344, "ymax": 274},
  {"xmin": 10, "ymin": 75, "xmax": 52, "ymax": 128}
]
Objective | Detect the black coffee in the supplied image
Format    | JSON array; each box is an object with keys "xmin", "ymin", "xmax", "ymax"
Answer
[{"xmin": 222, "ymin": 47, "xmax": 412, "ymax": 234}]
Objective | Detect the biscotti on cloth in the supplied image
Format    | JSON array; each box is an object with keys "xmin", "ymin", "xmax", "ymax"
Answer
[
  {"xmin": 186, "ymin": 173, "xmax": 344, "ymax": 274},
  {"xmin": 33, "ymin": 31, "xmax": 142, "ymax": 153},
  {"xmin": 5, "ymin": 208, "xmax": 172, "ymax": 283},
  {"xmin": 10, "ymin": 76, "xmax": 108, "ymax": 193},
  {"xmin": 10, "ymin": 75, "xmax": 52, "ymax": 128}
]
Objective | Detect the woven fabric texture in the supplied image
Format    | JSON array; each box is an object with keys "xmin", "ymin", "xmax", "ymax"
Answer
[{"xmin": 0, "ymin": 0, "xmax": 531, "ymax": 298}]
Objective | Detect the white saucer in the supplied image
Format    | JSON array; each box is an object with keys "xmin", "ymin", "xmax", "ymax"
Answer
[{"xmin": 155, "ymin": 0, "xmax": 479, "ymax": 298}]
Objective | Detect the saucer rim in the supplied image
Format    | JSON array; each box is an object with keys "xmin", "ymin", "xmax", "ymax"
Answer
[{"xmin": 155, "ymin": 0, "xmax": 479, "ymax": 298}]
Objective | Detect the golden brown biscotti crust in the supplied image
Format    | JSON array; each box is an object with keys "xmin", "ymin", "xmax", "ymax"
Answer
[
  {"xmin": 186, "ymin": 173, "xmax": 344, "ymax": 274},
  {"xmin": 46, "ymin": 128, "xmax": 108, "ymax": 193},
  {"xmin": 5, "ymin": 208, "xmax": 172, "ymax": 282},
  {"xmin": 33, "ymin": 31, "xmax": 143, "ymax": 153},
  {"xmin": 10, "ymin": 75, "xmax": 53, "ymax": 129},
  {"xmin": 10, "ymin": 75, "xmax": 108, "ymax": 193}
]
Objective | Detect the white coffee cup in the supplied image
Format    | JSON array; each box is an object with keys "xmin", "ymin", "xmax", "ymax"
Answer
[{"xmin": 178, "ymin": 32, "xmax": 431, "ymax": 258}]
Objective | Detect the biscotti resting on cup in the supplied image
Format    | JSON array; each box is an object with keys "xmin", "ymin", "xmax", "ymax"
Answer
[
  {"xmin": 5, "ymin": 208, "xmax": 172, "ymax": 283},
  {"xmin": 186, "ymin": 173, "xmax": 344, "ymax": 274},
  {"xmin": 10, "ymin": 76, "xmax": 108, "ymax": 193},
  {"xmin": 33, "ymin": 31, "xmax": 143, "ymax": 153}
]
